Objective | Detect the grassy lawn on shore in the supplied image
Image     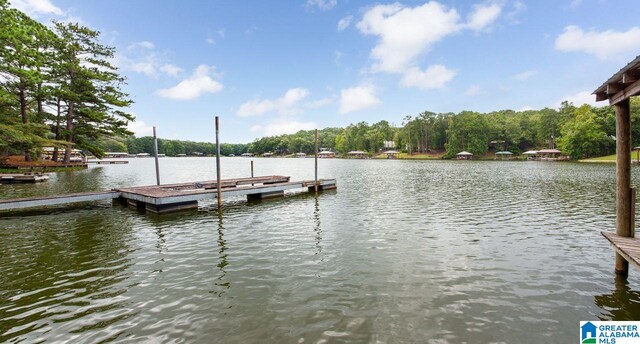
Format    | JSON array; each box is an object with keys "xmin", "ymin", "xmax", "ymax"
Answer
[{"xmin": 579, "ymin": 153, "xmax": 640, "ymax": 163}]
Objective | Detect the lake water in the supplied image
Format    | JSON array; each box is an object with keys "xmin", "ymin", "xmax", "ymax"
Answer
[{"xmin": 2, "ymin": 157, "xmax": 640, "ymax": 343}]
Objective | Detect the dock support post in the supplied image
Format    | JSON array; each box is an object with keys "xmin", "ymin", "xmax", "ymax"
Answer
[
  {"xmin": 314, "ymin": 129, "xmax": 318, "ymax": 193},
  {"xmin": 215, "ymin": 116, "xmax": 222, "ymax": 208},
  {"xmin": 251, "ymin": 160, "xmax": 254, "ymax": 178},
  {"xmin": 616, "ymin": 98, "xmax": 632, "ymax": 276},
  {"xmin": 153, "ymin": 126, "xmax": 160, "ymax": 185}
]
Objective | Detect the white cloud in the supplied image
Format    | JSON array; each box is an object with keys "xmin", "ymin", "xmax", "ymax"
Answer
[
  {"xmin": 307, "ymin": 0, "xmax": 337, "ymax": 11},
  {"xmin": 11, "ymin": 0, "xmax": 64, "ymax": 16},
  {"xmin": 555, "ymin": 25, "xmax": 640, "ymax": 60},
  {"xmin": 517, "ymin": 106, "xmax": 533, "ymax": 111},
  {"xmin": 217, "ymin": 29, "xmax": 226, "ymax": 38},
  {"xmin": 506, "ymin": 0, "xmax": 526, "ymax": 23},
  {"xmin": 556, "ymin": 91, "xmax": 607, "ymax": 108},
  {"xmin": 127, "ymin": 120, "xmax": 154, "ymax": 137},
  {"xmin": 570, "ymin": 0, "xmax": 583, "ymax": 9},
  {"xmin": 236, "ymin": 88, "xmax": 310, "ymax": 117},
  {"xmin": 250, "ymin": 125, "xmax": 262, "ymax": 133},
  {"xmin": 465, "ymin": 3, "xmax": 502, "ymax": 31},
  {"xmin": 339, "ymin": 85, "xmax": 381, "ymax": 114},
  {"xmin": 513, "ymin": 70, "xmax": 538, "ymax": 80},
  {"xmin": 156, "ymin": 65, "xmax": 223, "ymax": 100},
  {"xmin": 357, "ymin": 2, "xmax": 460, "ymax": 74},
  {"xmin": 464, "ymin": 85, "xmax": 481, "ymax": 96},
  {"xmin": 160, "ymin": 64, "xmax": 183, "ymax": 77},
  {"xmin": 128, "ymin": 41, "xmax": 155, "ymax": 50},
  {"xmin": 262, "ymin": 120, "xmax": 317, "ymax": 136},
  {"xmin": 337, "ymin": 15, "xmax": 353, "ymax": 31},
  {"xmin": 400, "ymin": 65, "xmax": 456, "ymax": 90},
  {"xmin": 206, "ymin": 38, "xmax": 215, "ymax": 45}
]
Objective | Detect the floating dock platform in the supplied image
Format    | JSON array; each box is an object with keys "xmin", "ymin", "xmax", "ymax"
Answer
[
  {"xmin": 0, "ymin": 175, "xmax": 336, "ymax": 214},
  {"xmin": 0, "ymin": 173, "xmax": 49, "ymax": 183},
  {"xmin": 87, "ymin": 160, "xmax": 129, "ymax": 164}
]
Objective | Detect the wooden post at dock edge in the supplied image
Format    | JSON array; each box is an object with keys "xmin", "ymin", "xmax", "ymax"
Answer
[
  {"xmin": 314, "ymin": 129, "xmax": 318, "ymax": 193},
  {"xmin": 615, "ymin": 98, "xmax": 631, "ymax": 276},
  {"xmin": 215, "ymin": 116, "xmax": 222, "ymax": 208},
  {"xmin": 251, "ymin": 160, "xmax": 254, "ymax": 178},
  {"xmin": 153, "ymin": 126, "xmax": 160, "ymax": 186}
]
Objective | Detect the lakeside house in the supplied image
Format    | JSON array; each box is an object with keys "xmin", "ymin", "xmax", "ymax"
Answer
[
  {"xmin": 241, "ymin": 153, "xmax": 253, "ymax": 157},
  {"xmin": 176, "ymin": 153, "xmax": 187, "ymax": 157},
  {"xmin": 263, "ymin": 152, "xmax": 274, "ymax": 157},
  {"xmin": 346, "ymin": 151, "xmax": 367, "ymax": 159},
  {"xmin": 494, "ymin": 151, "xmax": 514, "ymax": 160},
  {"xmin": 41, "ymin": 147, "xmax": 86, "ymax": 162},
  {"xmin": 456, "ymin": 151, "xmax": 473, "ymax": 160},
  {"xmin": 522, "ymin": 150, "xmax": 538, "ymax": 160},
  {"xmin": 318, "ymin": 151, "xmax": 335, "ymax": 158},
  {"xmin": 136, "ymin": 153, "xmax": 150, "ymax": 158},
  {"xmin": 295, "ymin": 152, "xmax": 307, "ymax": 158}
]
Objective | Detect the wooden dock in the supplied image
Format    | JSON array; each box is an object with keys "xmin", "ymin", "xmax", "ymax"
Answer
[
  {"xmin": 87, "ymin": 160, "xmax": 129, "ymax": 164},
  {"xmin": 0, "ymin": 173, "xmax": 49, "ymax": 183},
  {"xmin": 602, "ymin": 231, "xmax": 640, "ymax": 270},
  {"xmin": 0, "ymin": 175, "xmax": 337, "ymax": 214}
]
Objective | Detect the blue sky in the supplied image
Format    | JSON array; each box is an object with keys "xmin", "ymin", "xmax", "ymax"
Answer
[{"xmin": 11, "ymin": 0, "xmax": 640, "ymax": 143}]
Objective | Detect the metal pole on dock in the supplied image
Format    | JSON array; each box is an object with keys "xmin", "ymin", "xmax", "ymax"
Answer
[
  {"xmin": 251, "ymin": 160, "xmax": 254, "ymax": 178},
  {"xmin": 314, "ymin": 129, "xmax": 318, "ymax": 193},
  {"xmin": 153, "ymin": 126, "xmax": 160, "ymax": 186},
  {"xmin": 215, "ymin": 116, "xmax": 222, "ymax": 208}
]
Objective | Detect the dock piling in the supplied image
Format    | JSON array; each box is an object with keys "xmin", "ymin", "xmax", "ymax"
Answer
[
  {"xmin": 251, "ymin": 160, "xmax": 254, "ymax": 178},
  {"xmin": 615, "ymin": 98, "xmax": 632, "ymax": 276},
  {"xmin": 314, "ymin": 129, "xmax": 318, "ymax": 193},
  {"xmin": 153, "ymin": 126, "xmax": 160, "ymax": 186},
  {"xmin": 215, "ymin": 116, "xmax": 222, "ymax": 208}
]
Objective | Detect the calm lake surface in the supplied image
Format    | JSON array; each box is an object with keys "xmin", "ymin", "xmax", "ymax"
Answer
[{"xmin": 2, "ymin": 157, "xmax": 640, "ymax": 343}]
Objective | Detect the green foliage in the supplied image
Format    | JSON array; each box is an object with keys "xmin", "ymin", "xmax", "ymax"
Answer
[{"xmin": 557, "ymin": 105, "xmax": 614, "ymax": 159}]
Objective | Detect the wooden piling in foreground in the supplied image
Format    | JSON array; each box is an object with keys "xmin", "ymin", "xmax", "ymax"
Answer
[
  {"xmin": 616, "ymin": 98, "xmax": 632, "ymax": 276},
  {"xmin": 215, "ymin": 116, "xmax": 222, "ymax": 208}
]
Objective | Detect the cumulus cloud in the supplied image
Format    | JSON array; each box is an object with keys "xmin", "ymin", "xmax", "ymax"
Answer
[
  {"xmin": 307, "ymin": 0, "xmax": 337, "ymax": 11},
  {"xmin": 159, "ymin": 64, "xmax": 183, "ymax": 78},
  {"xmin": 127, "ymin": 119, "xmax": 154, "ymax": 137},
  {"xmin": 259, "ymin": 120, "xmax": 318, "ymax": 136},
  {"xmin": 305, "ymin": 97, "xmax": 334, "ymax": 109},
  {"xmin": 128, "ymin": 41, "xmax": 155, "ymax": 50},
  {"xmin": 400, "ymin": 65, "xmax": 456, "ymax": 90},
  {"xmin": 11, "ymin": 0, "xmax": 64, "ymax": 16},
  {"xmin": 356, "ymin": 2, "xmax": 499, "ymax": 90},
  {"xmin": 357, "ymin": 2, "xmax": 460, "ymax": 74},
  {"xmin": 339, "ymin": 85, "xmax": 381, "ymax": 114},
  {"xmin": 513, "ymin": 70, "xmax": 538, "ymax": 81},
  {"xmin": 337, "ymin": 15, "xmax": 353, "ymax": 31},
  {"xmin": 555, "ymin": 26, "xmax": 640, "ymax": 60},
  {"xmin": 556, "ymin": 91, "xmax": 607, "ymax": 108},
  {"xmin": 156, "ymin": 65, "xmax": 223, "ymax": 100},
  {"xmin": 236, "ymin": 88, "xmax": 311, "ymax": 117},
  {"xmin": 465, "ymin": 3, "xmax": 502, "ymax": 31},
  {"xmin": 115, "ymin": 41, "xmax": 186, "ymax": 78}
]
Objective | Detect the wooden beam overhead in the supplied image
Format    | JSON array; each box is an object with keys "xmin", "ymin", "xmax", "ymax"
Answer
[
  {"xmin": 610, "ymin": 78, "xmax": 640, "ymax": 105},
  {"xmin": 623, "ymin": 72, "xmax": 639, "ymax": 84},
  {"xmin": 596, "ymin": 92, "xmax": 608, "ymax": 101},
  {"xmin": 607, "ymin": 83, "xmax": 623, "ymax": 94}
]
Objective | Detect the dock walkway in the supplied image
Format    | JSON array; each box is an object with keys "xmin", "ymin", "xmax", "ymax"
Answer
[
  {"xmin": 602, "ymin": 231, "xmax": 640, "ymax": 270},
  {"xmin": 0, "ymin": 175, "xmax": 337, "ymax": 214}
]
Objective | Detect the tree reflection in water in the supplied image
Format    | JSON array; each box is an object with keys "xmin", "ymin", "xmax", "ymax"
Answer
[{"xmin": 595, "ymin": 274, "xmax": 640, "ymax": 320}]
